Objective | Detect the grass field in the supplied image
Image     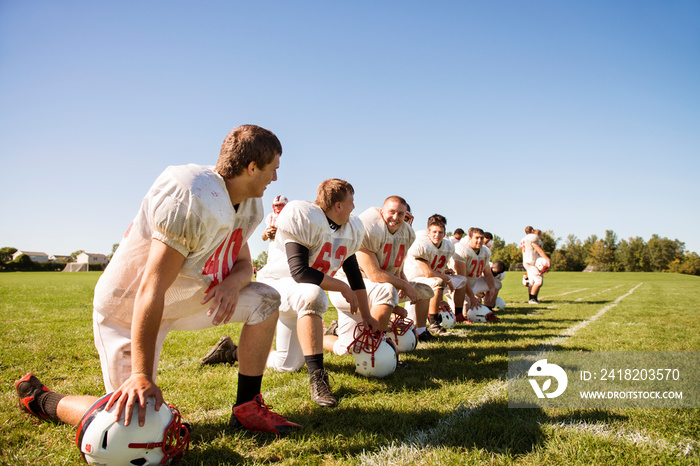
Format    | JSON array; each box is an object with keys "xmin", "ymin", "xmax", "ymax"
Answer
[{"xmin": 1, "ymin": 271, "xmax": 699, "ymax": 465}]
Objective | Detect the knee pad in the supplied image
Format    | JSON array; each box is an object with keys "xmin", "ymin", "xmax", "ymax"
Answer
[{"xmin": 245, "ymin": 282, "xmax": 281, "ymax": 325}]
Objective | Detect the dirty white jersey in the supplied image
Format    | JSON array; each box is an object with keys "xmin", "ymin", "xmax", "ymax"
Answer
[
  {"xmin": 520, "ymin": 233, "xmax": 542, "ymax": 265},
  {"xmin": 93, "ymin": 164, "xmax": 263, "ymax": 327},
  {"xmin": 455, "ymin": 241, "xmax": 492, "ymax": 287},
  {"xmin": 358, "ymin": 207, "xmax": 415, "ymax": 276},
  {"xmin": 258, "ymin": 200, "xmax": 364, "ymax": 279},
  {"xmin": 403, "ymin": 236, "xmax": 455, "ymax": 280}
]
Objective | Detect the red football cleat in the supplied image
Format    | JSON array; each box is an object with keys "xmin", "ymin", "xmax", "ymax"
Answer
[
  {"xmin": 230, "ymin": 394, "xmax": 301, "ymax": 434},
  {"xmin": 15, "ymin": 373, "xmax": 51, "ymax": 419},
  {"xmin": 455, "ymin": 313, "xmax": 466, "ymax": 323}
]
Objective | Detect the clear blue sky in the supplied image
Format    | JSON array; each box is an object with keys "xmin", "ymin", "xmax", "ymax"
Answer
[{"xmin": 2, "ymin": 1, "xmax": 699, "ymax": 260}]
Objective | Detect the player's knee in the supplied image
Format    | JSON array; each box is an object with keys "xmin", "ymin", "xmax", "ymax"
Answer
[{"xmin": 246, "ymin": 282, "xmax": 281, "ymax": 324}]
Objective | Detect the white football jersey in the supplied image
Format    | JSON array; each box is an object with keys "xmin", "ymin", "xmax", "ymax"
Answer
[
  {"xmin": 258, "ymin": 200, "xmax": 364, "ymax": 280},
  {"xmin": 520, "ymin": 233, "xmax": 541, "ymax": 265},
  {"xmin": 455, "ymin": 241, "xmax": 492, "ymax": 286},
  {"xmin": 403, "ymin": 236, "xmax": 455, "ymax": 280},
  {"xmin": 358, "ymin": 207, "xmax": 416, "ymax": 276},
  {"xmin": 93, "ymin": 164, "xmax": 264, "ymax": 326}
]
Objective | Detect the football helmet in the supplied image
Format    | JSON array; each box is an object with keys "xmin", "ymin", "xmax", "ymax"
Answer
[
  {"xmin": 347, "ymin": 323, "xmax": 397, "ymax": 378},
  {"xmin": 467, "ymin": 305, "xmax": 499, "ymax": 323},
  {"xmin": 535, "ymin": 257, "xmax": 550, "ymax": 273},
  {"xmin": 438, "ymin": 300, "xmax": 456, "ymax": 329},
  {"xmin": 76, "ymin": 394, "xmax": 189, "ymax": 465},
  {"xmin": 386, "ymin": 315, "xmax": 417, "ymax": 353},
  {"xmin": 522, "ymin": 273, "xmax": 529, "ymax": 287},
  {"xmin": 493, "ymin": 296, "xmax": 506, "ymax": 310}
]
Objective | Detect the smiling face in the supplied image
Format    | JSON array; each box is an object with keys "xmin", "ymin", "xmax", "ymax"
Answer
[
  {"xmin": 380, "ymin": 199, "xmax": 407, "ymax": 234},
  {"xmin": 468, "ymin": 231, "xmax": 484, "ymax": 252},
  {"xmin": 250, "ymin": 154, "xmax": 280, "ymax": 198},
  {"xmin": 427, "ymin": 224, "xmax": 445, "ymax": 246}
]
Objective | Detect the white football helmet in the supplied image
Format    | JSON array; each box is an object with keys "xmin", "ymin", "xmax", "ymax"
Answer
[
  {"xmin": 522, "ymin": 273, "xmax": 529, "ymax": 287},
  {"xmin": 535, "ymin": 257, "xmax": 550, "ymax": 273},
  {"xmin": 467, "ymin": 305, "xmax": 499, "ymax": 323},
  {"xmin": 347, "ymin": 323, "xmax": 397, "ymax": 378},
  {"xmin": 493, "ymin": 296, "xmax": 506, "ymax": 310},
  {"xmin": 438, "ymin": 300, "xmax": 456, "ymax": 329},
  {"xmin": 386, "ymin": 315, "xmax": 417, "ymax": 353},
  {"xmin": 76, "ymin": 394, "xmax": 189, "ymax": 465}
]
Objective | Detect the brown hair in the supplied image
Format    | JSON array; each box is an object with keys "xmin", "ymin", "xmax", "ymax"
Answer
[
  {"xmin": 216, "ymin": 125, "xmax": 282, "ymax": 179},
  {"xmin": 427, "ymin": 214, "xmax": 447, "ymax": 229},
  {"xmin": 315, "ymin": 179, "xmax": 354, "ymax": 211},
  {"xmin": 468, "ymin": 227, "xmax": 485, "ymax": 238}
]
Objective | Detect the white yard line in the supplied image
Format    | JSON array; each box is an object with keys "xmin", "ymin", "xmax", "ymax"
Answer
[
  {"xmin": 574, "ymin": 284, "xmax": 624, "ymax": 302},
  {"xmin": 546, "ymin": 288, "xmax": 590, "ymax": 298},
  {"xmin": 359, "ymin": 282, "xmax": 651, "ymax": 463}
]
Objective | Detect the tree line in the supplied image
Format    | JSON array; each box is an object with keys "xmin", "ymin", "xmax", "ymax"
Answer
[{"xmin": 488, "ymin": 231, "xmax": 700, "ymax": 276}]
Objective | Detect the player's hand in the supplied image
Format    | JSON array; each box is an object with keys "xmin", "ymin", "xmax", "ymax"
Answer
[
  {"xmin": 266, "ymin": 226, "xmax": 277, "ymax": 240},
  {"xmin": 467, "ymin": 294, "xmax": 481, "ymax": 310},
  {"xmin": 106, "ymin": 373, "xmax": 164, "ymax": 427},
  {"xmin": 444, "ymin": 268, "xmax": 455, "ymax": 276},
  {"xmin": 392, "ymin": 305, "xmax": 408, "ymax": 319},
  {"xmin": 401, "ymin": 283, "xmax": 419, "ymax": 304},
  {"xmin": 342, "ymin": 285, "xmax": 359, "ymax": 314},
  {"xmin": 202, "ymin": 278, "xmax": 241, "ymax": 325},
  {"xmin": 363, "ymin": 315, "xmax": 381, "ymax": 334},
  {"xmin": 446, "ymin": 277, "xmax": 455, "ymax": 293}
]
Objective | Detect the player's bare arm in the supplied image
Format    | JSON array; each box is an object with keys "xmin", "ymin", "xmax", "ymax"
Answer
[
  {"xmin": 107, "ymin": 239, "xmax": 184, "ymax": 428},
  {"xmin": 482, "ymin": 265, "xmax": 497, "ymax": 308},
  {"xmin": 532, "ymin": 243, "xmax": 550, "ymax": 266},
  {"xmin": 356, "ymin": 249, "xmax": 418, "ymax": 302},
  {"xmin": 202, "ymin": 242, "xmax": 253, "ymax": 325}
]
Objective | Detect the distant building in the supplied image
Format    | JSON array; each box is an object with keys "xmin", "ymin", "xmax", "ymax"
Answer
[
  {"xmin": 49, "ymin": 255, "xmax": 73, "ymax": 263},
  {"xmin": 12, "ymin": 251, "xmax": 50, "ymax": 263},
  {"xmin": 76, "ymin": 252, "xmax": 109, "ymax": 265}
]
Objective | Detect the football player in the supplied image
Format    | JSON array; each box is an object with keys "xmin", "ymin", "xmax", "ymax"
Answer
[
  {"xmin": 15, "ymin": 125, "xmax": 301, "ymax": 437},
  {"xmin": 323, "ymin": 195, "xmax": 434, "ymax": 359},
  {"xmin": 450, "ymin": 227, "xmax": 499, "ymax": 321},
  {"xmin": 521, "ymin": 226, "xmax": 551, "ymax": 304},
  {"xmin": 403, "ymin": 214, "xmax": 466, "ymax": 341},
  {"xmin": 256, "ymin": 179, "xmax": 373, "ymax": 407},
  {"xmin": 448, "ymin": 228, "xmax": 465, "ymax": 245},
  {"xmin": 261, "ymin": 195, "xmax": 288, "ymax": 241}
]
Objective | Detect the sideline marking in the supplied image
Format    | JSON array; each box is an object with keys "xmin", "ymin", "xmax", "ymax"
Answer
[{"xmin": 359, "ymin": 283, "xmax": 646, "ymax": 463}]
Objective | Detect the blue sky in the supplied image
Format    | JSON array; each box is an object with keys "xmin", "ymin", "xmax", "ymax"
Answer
[{"xmin": 1, "ymin": 1, "xmax": 699, "ymax": 260}]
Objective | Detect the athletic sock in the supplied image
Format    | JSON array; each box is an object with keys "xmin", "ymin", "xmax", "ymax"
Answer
[
  {"xmin": 305, "ymin": 353, "xmax": 325, "ymax": 376},
  {"xmin": 38, "ymin": 392, "xmax": 66, "ymax": 420},
  {"xmin": 428, "ymin": 314, "xmax": 438, "ymax": 325},
  {"xmin": 454, "ymin": 307, "xmax": 463, "ymax": 316},
  {"xmin": 235, "ymin": 374, "xmax": 263, "ymax": 406},
  {"xmin": 415, "ymin": 327, "xmax": 426, "ymax": 335},
  {"xmin": 529, "ymin": 294, "xmax": 536, "ymax": 301}
]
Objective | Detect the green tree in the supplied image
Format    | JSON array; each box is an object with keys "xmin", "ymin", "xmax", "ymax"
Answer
[
  {"xmin": 551, "ymin": 235, "xmax": 587, "ymax": 271},
  {"xmin": 668, "ymin": 252, "xmax": 700, "ymax": 276},
  {"xmin": 0, "ymin": 247, "xmax": 17, "ymax": 263},
  {"xmin": 617, "ymin": 237, "xmax": 652, "ymax": 272},
  {"xmin": 540, "ymin": 230, "xmax": 558, "ymax": 257},
  {"xmin": 491, "ymin": 242, "xmax": 522, "ymax": 271},
  {"xmin": 491, "ymin": 234, "xmax": 506, "ymax": 251},
  {"xmin": 252, "ymin": 251, "xmax": 268, "ymax": 271},
  {"xmin": 647, "ymin": 235, "xmax": 685, "ymax": 271}
]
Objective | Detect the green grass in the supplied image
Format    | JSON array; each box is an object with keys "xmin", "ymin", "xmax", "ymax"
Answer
[{"xmin": 1, "ymin": 271, "xmax": 699, "ymax": 465}]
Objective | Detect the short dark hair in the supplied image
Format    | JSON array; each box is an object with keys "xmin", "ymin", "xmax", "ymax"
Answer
[
  {"xmin": 216, "ymin": 125, "xmax": 282, "ymax": 178},
  {"xmin": 427, "ymin": 214, "xmax": 447, "ymax": 229},
  {"xmin": 454, "ymin": 228, "xmax": 465, "ymax": 236},
  {"xmin": 492, "ymin": 260, "xmax": 505, "ymax": 275},
  {"xmin": 484, "ymin": 231, "xmax": 493, "ymax": 241},
  {"xmin": 468, "ymin": 227, "xmax": 484, "ymax": 238}
]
